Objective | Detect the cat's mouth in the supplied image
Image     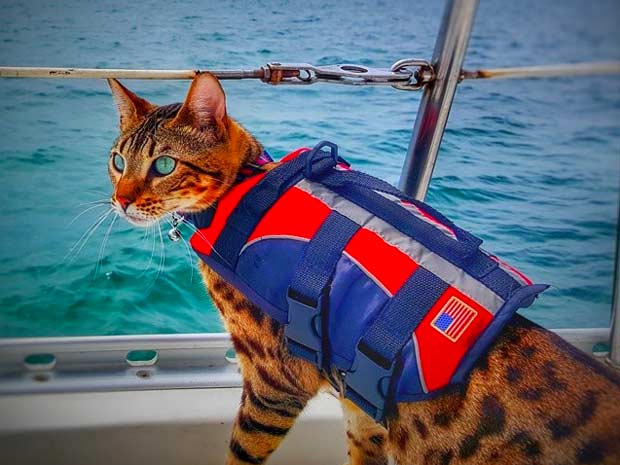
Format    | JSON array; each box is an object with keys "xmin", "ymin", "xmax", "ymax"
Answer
[
  {"xmin": 126, "ymin": 217, "xmax": 154, "ymax": 227},
  {"xmin": 116, "ymin": 210, "xmax": 159, "ymax": 228}
]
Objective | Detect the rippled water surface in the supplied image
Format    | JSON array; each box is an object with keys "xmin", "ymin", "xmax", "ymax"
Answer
[{"xmin": 0, "ymin": 0, "xmax": 619, "ymax": 336}]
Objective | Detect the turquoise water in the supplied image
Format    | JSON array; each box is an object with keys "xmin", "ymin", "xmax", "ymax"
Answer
[{"xmin": 0, "ymin": 0, "xmax": 619, "ymax": 337}]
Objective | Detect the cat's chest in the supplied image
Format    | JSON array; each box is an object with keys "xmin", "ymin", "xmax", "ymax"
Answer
[{"xmin": 199, "ymin": 262, "xmax": 272, "ymax": 334}]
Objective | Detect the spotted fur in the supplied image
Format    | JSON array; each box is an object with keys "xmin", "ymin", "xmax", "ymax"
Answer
[{"xmin": 108, "ymin": 73, "xmax": 620, "ymax": 465}]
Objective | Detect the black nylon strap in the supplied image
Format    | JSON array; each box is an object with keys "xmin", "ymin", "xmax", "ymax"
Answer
[
  {"xmin": 289, "ymin": 211, "xmax": 360, "ymax": 305},
  {"xmin": 359, "ymin": 267, "xmax": 449, "ymax": 365},
  {"xmin": 212, "ymin": 148, "xmax": 336, "ymax": 269}
]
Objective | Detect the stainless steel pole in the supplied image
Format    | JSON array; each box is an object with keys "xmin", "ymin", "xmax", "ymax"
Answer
[
  {"xmin": 399, "ymin": 0, "xmax": 479, "ymax": 200},
  {"xmin": 608, "ymin": 199, "xmax": 620, "ymax": 369}
]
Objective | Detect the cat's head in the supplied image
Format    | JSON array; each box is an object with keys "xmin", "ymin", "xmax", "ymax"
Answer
[{"xmin": 107, "ymin": 73, "xmax": 253, "ymax": 227}]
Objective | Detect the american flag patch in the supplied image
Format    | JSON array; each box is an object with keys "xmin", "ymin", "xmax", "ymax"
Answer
[{"xmin": 431, "ymin": 296, "xmax": 478, "ymax": 342}]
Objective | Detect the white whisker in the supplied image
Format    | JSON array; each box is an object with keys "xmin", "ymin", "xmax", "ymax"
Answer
[
  {"xmin": 140, "ymin": 223, "xmax": 158, "ymax": 276},
  {"xmin": 178, "ymin": 216, "xmax": 232, "ymax": 268},
  {"xmin": 64, "ymin": 208, "xmax": 113, "ymax": 264},
  {"xmin": 72, "ymin": 209, "xmax": 114, "ymax": 259},
  {"xmin": 166, "ymin": 215, "xmax": 194, "ymax": 283},
  {"xmin": 76, "ymin": 199, "xmax": 111, "ymax": 208},
  {"xmin": 68, "ymin": 203, "xmax": 109, "ymax": 227},
  {"xmin": 94, "ymin": 213, "xmax": 118, "ymax": 277},
  {"xmin": 144, "ymin": 222, "xmax": 166, "ymax": 296},
  {"xmin": 85, "ymin": 189, "xmax": 111, "ymax": 196}
]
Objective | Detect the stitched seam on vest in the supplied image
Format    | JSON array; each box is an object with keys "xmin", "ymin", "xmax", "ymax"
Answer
[
  {"xmin": 412, "ymin": 333, "xmax": 428, "ymax": 394},
  {"xmin": 492, "ymin": 258, "xmax": 531, "ymax": 286},
  {"xmin": 342, "ymin": 251, "xmax": 393, "ymax": 297},
  {"xmin": 239, "ymin": 235, "xmax": 310, "ymax": 255}
]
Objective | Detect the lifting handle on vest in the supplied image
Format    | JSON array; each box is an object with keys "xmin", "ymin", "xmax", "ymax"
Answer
[
  {"xmin": 304, "ymin": 140, "xmax": 347, "ymax": 180},
  {"xmin": 405, "ymin": 200, "xmax": 484, "ymax": 262}
]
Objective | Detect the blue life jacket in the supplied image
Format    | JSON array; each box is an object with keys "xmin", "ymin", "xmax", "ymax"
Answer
[{"xmin": 187, "ymin": 141, "xmax": 547, "ymax": 422}]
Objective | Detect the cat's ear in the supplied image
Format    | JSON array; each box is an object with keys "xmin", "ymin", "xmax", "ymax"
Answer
[
  {"xmin": 107, "ymin": 79, "xmax": 156, "ymax": 132},
  {"xmin": 170, "ymin": 72, "xmax": 227, "ymax": 131}
]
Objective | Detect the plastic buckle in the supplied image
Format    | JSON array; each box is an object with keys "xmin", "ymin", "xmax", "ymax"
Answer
[
  {"xmin": 284, "ymin": 288, "xmax": 323, "ymax": 368},
  {"xmin": 344, "ymin": 343, "xmax": 395, "ymax": 422}
]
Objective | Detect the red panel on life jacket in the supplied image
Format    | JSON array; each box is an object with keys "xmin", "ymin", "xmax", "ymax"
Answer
[
  {"xmin": 343, "ymin": 228, "xmax": 418, "ymax": 296},
  {"xmin": 247, "ymin": 187, "xmax": 331, "ymax": 244},
  {"xmin": 189, "ymin": 173, "xmax": 266, "ymax": 256},
  {"xmin": 281, "ymin": 147, "xmax": 311, "ymax": 163},
  {"xmin": 191, "ymin": 148, "xmax": 312, "ymax": 256},
  {"xmin": 414, "ymin": 287, "xmax": 493, "ymax": 391},
  {"xmin": 247, "ymin": 186, "xmax": 421, "ymax": 297}
]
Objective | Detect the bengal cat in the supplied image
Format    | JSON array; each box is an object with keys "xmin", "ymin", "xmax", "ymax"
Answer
[{"xmin": 106, "ymin": 73, "xmax": 620, "ymax": 465}]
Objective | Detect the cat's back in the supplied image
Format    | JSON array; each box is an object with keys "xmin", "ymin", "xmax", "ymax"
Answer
[{"xmin": 389, "ymin": 315, "xmax": 620, "ymax": 465}]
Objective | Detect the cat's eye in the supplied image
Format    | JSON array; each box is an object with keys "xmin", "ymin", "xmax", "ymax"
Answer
[
  {"xmin": 112, "ymin": 153, "xmax": 125, "ymax": 173},
  {"xmin": 153, "ymin": 156, "xmax": 176, "ymax": 176}
]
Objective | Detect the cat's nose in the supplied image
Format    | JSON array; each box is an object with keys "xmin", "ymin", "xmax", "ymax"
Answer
[{"xmin": 115, "ymin": 195, "xmax": 132, "ymax": 211}]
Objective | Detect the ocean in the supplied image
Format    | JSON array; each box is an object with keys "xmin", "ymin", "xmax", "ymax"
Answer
[{"xmin": 0, "ymin": 0, "xmax": 619, "ymax": 337}]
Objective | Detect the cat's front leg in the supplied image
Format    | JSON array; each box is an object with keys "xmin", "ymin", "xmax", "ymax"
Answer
[
  {"xmin": 341, "ymin": 398, "xmax": 389, "ymax": 465},
  {"xmin": 226, "ymin": 366, "xmax": 320, "ymax": 465},
  {"xmin": 201, "ymin": 265, "xmax": 324, "ymax": 463}
]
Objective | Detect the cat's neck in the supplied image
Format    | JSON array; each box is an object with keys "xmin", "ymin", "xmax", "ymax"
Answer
[
  {"xmin": 243, "ymin": 137, "xmax": 265, "ymax": 166},
  {"xmin": 223, "ymin": 117, "xmax": 274, "ymax": 188},
  {"xmin": 180, "ymin": 121, "xmax": 270, "ymax": 230},
  {"xmin": 227, "ymin": 117, "xmax": 264, "ymax": 167}
]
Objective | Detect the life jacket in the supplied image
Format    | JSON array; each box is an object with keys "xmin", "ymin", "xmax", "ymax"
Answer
[{"xmin": 187, "ymin": 141, "xmax": 547, "ymax": 422}]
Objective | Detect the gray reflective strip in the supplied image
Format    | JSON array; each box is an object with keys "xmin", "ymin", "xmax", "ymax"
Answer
[
  {"xmin": 374, "ymin": 190, "xmax": 456, "ymax": 239},
  {"xmin": 295, "ymin": 180, "xmax": 505, "ymax": 313},
  {"xmin": 412, "ymin": 334, "xmax": 428, "ymax": 394}
]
